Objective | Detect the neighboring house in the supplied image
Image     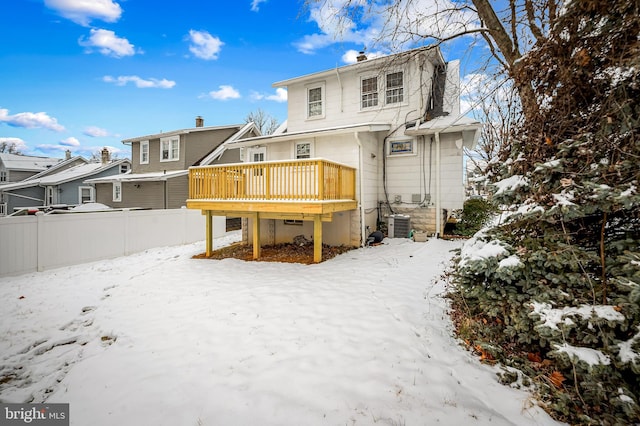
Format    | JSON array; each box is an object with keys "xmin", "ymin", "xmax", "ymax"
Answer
[
  {"xmin": 0, "ymin": 153, "xmax": 62, "ymax": 183},
  {"xmin": 0, "ymin": 150, "xmax": 130, "ymax": 216},
  {"xmin": 186, "ymin": 46, "xmax": 482, "ymax": 262},
  {"xmin": 86, "ymin": 118, "xmax": 260, "ymax": 210}
]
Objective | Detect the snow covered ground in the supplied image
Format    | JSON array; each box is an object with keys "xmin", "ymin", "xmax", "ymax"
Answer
[{"xmin": 0, "ymin": 232, "xmax": 563, "ymax": 425}]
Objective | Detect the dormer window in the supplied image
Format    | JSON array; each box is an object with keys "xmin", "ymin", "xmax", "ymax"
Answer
[
  {"xmin": 386, "ymin": 71, "xmax": 404, "ymax": 104},
  {"xmin": 361, "ymin": 76, "xmax": 378, "ymax": 108},
  {"xmin": 307, "ymin": 84, "xmax": 324, "ymax": 119}
]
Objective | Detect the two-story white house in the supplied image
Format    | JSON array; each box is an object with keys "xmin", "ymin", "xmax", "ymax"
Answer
[{"xmin": 187, "ymin": 46, "xmax": 481, "ymax": 262}]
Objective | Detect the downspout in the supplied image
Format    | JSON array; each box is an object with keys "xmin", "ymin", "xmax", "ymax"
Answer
[
  {"xmin": 354, "ymin": 131, "xmax": 366, "ymax": 247},
  {"xmin": 435, "ymin": 132, "xmax": 441, "ymax": 238},
  {"xmin": 335, "ymin": 66, "xmax": 343, "ymax": 113}
]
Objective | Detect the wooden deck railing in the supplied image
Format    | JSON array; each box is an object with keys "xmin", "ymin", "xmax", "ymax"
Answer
[{"xmin": 189, "ymin": 159, "xmax": 356, "ymax": 202}]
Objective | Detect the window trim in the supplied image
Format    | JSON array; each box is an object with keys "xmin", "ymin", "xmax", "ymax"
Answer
[
  {"xmin": 387, "ymin": 138, "xmax": 416, "ymax": 157},
  {"xmin": 160, "ymin": 136, "xmax": 180, "ymax": 162},
  {"xmin": 78, "ymin": 186, "xmax": 95, "ymax": 204},
  {"xmin": 113, "ymin": 182, "xmax": 122, "ymax": 202},
  {"xmin": 306, "ymin": 83, "xmax": 325, "ymax": 119},
  {"xmin": 360, "ymin": 75, "xmax": 379, "ymax": 110},
  {"xmin": 140, "ymin": 140, "xmax": 149, "ymax": 164},
  {"xmin": 294, "ymin": 141, "xmax": 314, "ymax": 159},
  {"xmin": 385, "ymin": 70, "xmax": 405, "ymax": 105}
]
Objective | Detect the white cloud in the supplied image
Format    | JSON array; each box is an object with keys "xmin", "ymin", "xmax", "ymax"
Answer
[
  {"xmin": 0, "ymin": 108, "xmax": 65, "ymax": 132},
  {"xmin": 208, "ymin": 85, "xmax": 241, "ymax": 100},
  {"xmin": 266, "ymin": 88, "xmax": 287, "ymax": 102},
  {"xmin": 60, "ymin": 137, "xmax": 81, "ymax": 147},
  {"xmin": 341, "ymin": 49, "xmax": 386, "ymax": 64},
  {"xmin": 103, "ymin": 75, "xmax": 176, "ymax": 89},
  {"xmin": 188, "ymin": 30, "xmax": 223, "ymax": 60},
  {"xmin": 83, "ymin": 126, "xmax": 109, "ymax": 137},
  {"xmin": 79, "ymin": 29, "xmax": 137, "ymax": 58},
  {"xmin": 250, "ymin": 0, "xmax": 267, "ymax": 12},
  {"xmin": 297, "ymin": 0, "xmax": 478, "ymax": 54},
  {"xmin": 44, "ymin": 0, "xmax": 122, "ymax": 26},
  {"xmin": 0, "ymin": 137, "xmax": 28, "ymax": 152},
  {"xmin": 250, "ymin": 88, "xmax": 287, "ymax": 102}
]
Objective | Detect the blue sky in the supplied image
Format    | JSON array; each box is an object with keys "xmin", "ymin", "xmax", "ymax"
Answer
[{"xmin": 1, "ymin": 0, "xmax": 483, "ymax": 160}]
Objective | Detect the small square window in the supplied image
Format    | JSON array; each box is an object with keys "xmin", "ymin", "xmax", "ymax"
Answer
[
  {"xmin": 388, "ymin": 139, "xmax": 416, "ymax": 156},
  {"xmin": 296, "ymin": 142, "xmax": 311, "ymax": 159}
]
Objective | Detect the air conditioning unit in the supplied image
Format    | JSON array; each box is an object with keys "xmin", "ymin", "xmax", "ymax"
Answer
[{"xmin": 388, "ymin": 214, "xmax": 411, "ymax": 238}]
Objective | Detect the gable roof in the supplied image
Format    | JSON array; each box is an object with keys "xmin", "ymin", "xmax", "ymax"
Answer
[
  {"xmin": 121, "ymin": 123, "xmax": 248, "ymax": 145},
  {"xmin": 272, "ymin": 45, "xmax": 445, "ymax": 88},
  {"xmin": 196, "ymin": 122, "xmax": 261, "ymax": 165},
  {"xmin": 0, "ymin": 153, "xmax": 62, "ymax": 172},
  {"xmin": 0, "ymin": 158, "xmax": 127, "ymax": 191}
]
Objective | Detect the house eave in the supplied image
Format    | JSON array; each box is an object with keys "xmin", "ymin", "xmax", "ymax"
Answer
[
  {"xmin": 228, "ymin": 122, "xmax": 392, "ymax": 148},
  {"xmin": 121, "ymin": 124, "xmax": 246, "ymax": 145}
]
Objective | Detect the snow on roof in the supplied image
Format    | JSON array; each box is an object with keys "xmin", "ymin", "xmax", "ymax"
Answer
[
  {"xmin": 405, "ymin": 114, "xmax": 482, "ymax": 135},
  {"xmin": 0, "ymin": 153, "xmax": 61, "ymax": 171},
  {"xmin": 37, "ymin": 160, "xmax": 127, "ymax": 185},
  {"xmin": 70, "ymin": 202, "xmax": 112, "ymax": 212},
  {"xmin": 84, "ymin": 170, "xmax": 187, "ymax": 184}
]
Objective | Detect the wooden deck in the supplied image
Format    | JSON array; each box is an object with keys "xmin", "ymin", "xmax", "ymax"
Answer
[{"xmin": 186, "ymin": 159, "xmax": 358, "ymax": 262}]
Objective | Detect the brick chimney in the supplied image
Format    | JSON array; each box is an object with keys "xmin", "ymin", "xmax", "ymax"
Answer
[
  {"xmin": 65, "ymin": 149, "xmax": 71, "ymax": 160},
  {"xmin": 195, "ymin": 116, "xmax": 204, "ymax": 127},
  {"xmin": 101, "ymin": 147, "xmax": 110, "ymax": 164},
  {"xmin": 356, "ymin": 51, "xmax": 367, "ymax": 62}
]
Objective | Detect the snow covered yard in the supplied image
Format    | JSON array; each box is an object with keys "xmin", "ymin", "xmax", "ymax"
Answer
[{"xmin": 0, "ymin": 232, "xmax": 562, "ymax": 425}]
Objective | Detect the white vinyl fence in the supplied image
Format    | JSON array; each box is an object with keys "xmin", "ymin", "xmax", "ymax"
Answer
[{"xmin": 0, "ymin": 208, "xmax": 225, "ymax": 277}]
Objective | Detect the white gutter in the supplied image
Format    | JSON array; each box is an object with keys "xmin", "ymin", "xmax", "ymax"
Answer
[
  {"xmin": 435, "ymin": 132, "xmax": 441, "ymax": 238},
  {"xmin": 354, "ymin": 131, "xmax": 366, "ymax": 248}
]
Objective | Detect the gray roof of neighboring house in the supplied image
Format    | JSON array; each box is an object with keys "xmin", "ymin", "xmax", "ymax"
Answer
[
  {"xmin": 0, "ymin": 153, "xmax": 62, "ymax": 171},
  {"xmin": 0, "ymin": 158, "xmax": 127, "ymax": 191},
  {"xmin": 121, "ymin": 123, "xmax": 247, "ymax": 144}
]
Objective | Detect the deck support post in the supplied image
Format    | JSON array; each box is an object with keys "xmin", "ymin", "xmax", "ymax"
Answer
[
  {"xmin": 313, "ymin": 214, "xmax": 322, "ymax": 263},
  {"xmin": 253, "ymin": 212, "xmax": 261, "ymax": 259},
  {"xmin": 205, "ymin": 210, "xmax": 213, "ymax": 256}
]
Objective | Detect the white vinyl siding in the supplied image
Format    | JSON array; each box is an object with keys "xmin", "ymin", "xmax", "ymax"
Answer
[
  {"xmin": 160, "ymin": 136, "xmax": 180, "ymax": 162},
  {"xmin": 140, "ymin": 140, "xmax": 149, "ymax": 164}
]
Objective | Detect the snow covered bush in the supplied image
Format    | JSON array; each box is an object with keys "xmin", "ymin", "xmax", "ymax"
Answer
[{"xmin": 450, "ymin": 0, "xmax": 640, "ymax": 423}]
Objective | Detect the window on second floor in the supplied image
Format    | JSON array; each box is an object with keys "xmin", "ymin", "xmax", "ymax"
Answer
[
  {"xmin": 361, "ymin": 76, "xmax": 378, "ymax": 108},
  {"xmin": 0, "ymin": 171, "xmax": 6, "ymax": 182},
  {"xmin": 307, "ymin": 85, "xmax": 324, "ymax": 118},
  {"xmin": 140, "ymin": 140, "xmax": 149, "ymax": 164},
  {"xmin": 160, "ymin": 136, "xmax": 180, "ymax": 162},
  {"xmin": 386, "ymin": 71, "xmax": 404, "ymax": 104},
  {"xmin": 360, "ymin": 70, "xmax": 405, "ymax": 109}
]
